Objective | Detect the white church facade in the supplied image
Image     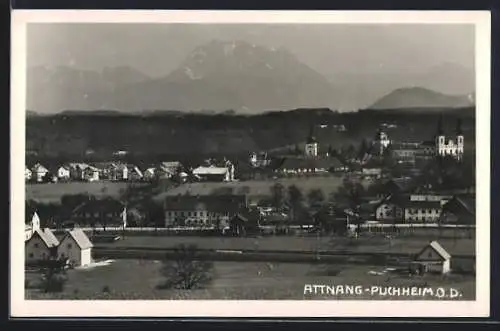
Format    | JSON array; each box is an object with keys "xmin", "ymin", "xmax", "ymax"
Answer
[{"xmin": 435, "ymin": 117, "xmax": 464, "ymax": 161}]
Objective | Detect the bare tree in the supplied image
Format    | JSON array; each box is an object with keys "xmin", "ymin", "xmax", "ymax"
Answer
[{"xmin": 158, "ymin": 244, "xmax": 214, "ymax": 290}]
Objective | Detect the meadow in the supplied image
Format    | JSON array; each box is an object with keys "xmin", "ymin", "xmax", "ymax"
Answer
[
  {"xmin": 153, "ymin": 176, "xmax": 372, "ymax": 202},
  {"xmin": 95, "ymin": 235, "xmax": 476, "ymax": 257},
  {"xmin": 25, "ymin": 259, "xmax": 475, "ymax": 300},
  {"xmin": 25, "ymin": 181, "xmax": 138, "ymax": 203}
]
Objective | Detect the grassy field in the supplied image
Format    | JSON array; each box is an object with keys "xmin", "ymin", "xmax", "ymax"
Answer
[
  {"xmin": 25, "ymin": 182, "xmax": 138, "ymax": 203},
  {"xmin": 95, "ymin": 236, "xmax": 475, "ymax": 256},
  {"xmin": 153, "ymin": 177, "xmax": 372, "ymax": 201},
  {"xmin": 25, "ymin": 259, "xmax": 475, "ymax": 300}
]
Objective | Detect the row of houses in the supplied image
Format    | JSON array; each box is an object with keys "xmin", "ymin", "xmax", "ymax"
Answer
[{"xmin": 25, "ymin": 159, "xmax": 237, "ymax": 183}]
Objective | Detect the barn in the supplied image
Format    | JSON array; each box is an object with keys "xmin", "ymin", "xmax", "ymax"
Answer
[
  {"xmin": 57, "ymin": 228, "xmax": 94, "ymax": 267},
  {"xmin": 411, "ymin": 240, "xmax": 451, "ymax": 275}
]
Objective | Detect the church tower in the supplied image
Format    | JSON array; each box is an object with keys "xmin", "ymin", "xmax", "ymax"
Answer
[
  {"xmin": 304, "ymin": 124, "xmax": 318, "ymax": 157},
  {"xmin": 456, "ymin": 118, "xmax": 464, "ymax": 160}
]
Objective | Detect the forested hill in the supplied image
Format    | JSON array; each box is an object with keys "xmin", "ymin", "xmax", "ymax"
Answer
[{"xmin": 26, "ymin": 107, "xmax": 475, "ymax": 160}]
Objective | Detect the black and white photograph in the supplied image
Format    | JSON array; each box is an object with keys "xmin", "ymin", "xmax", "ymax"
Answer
[{"xmin": 10, "ymin": 10, "xmax": 491, "ymax": 318}]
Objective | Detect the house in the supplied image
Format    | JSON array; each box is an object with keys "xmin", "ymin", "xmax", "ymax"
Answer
[
  {"xmin": 158, "ymin": 161, "xmax": 182, "ymax": 178},
  {"xmin": 93, "ymin": 162, "xmax": 128, "ymax": 181},
  {"xmin": 411, "ymin": 241, "xmax": 451, "ymax": 275},
  {"xmin": 25, "ymin": 211, "xmax": 41, "ymax": 241},
  {"xmin": 57, "ymin": 228, "xmax": 93, "ymax": 267},
  {"xmin": 403, "ymin": 200, "xmax": 442, "ymax": 223},
  {"xmin": 71, "ymin": 198, "xmax": 127, "ymax": 228},
  {"xmin": 143, "ymin": 167, "xmax": 157, "ymax": 181},
  {"xmin": 375, "ymin": 195, "xmax": 405, "ymax": 223},
  {"xmin": 67, "ymin": 163, "xmax": 90, "ymax": 181},
  {"xmin": 193, "ymin": 163, "xmax": 235, "ymax": 182},
  {"xmin": 83, "ymin": 165, "xmax": 100, "ymax": 182},
  {"xmin": 127, "ymin": 165, "xmax": 143, "ymax": 181},
  {"xmin": 249, "ymin": 152, "xmax": 272, "ymax": 168},
  {"xmin": 163, "ymin": 194, "xmax": 246, "ymax": 227},
  {"xmin": 31, "ymin": 163, "xmax": 49, "ymax": 182},
  {"xmin": 375, "ymin": 194, "xmax": 442, "ymax": 223},
  {"xmin": 25, "ymin": 166, "xmax": 32, "ymax": 181},
  {"xmin": 440, "ymin": 195, "xmax": 475, "ymax": 225},
  {"xmin": 25, "ymin": 228, "xmax": 60, "ymax": 264},
  {"xmin": 57, "ymin": 165, "xmax": 71, "ymax": 180}
]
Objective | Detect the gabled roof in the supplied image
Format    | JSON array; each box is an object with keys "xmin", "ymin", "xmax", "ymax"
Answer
[
  {"xmin": 28, "ymin": 228, "xmax": 59, "ymax": 248},
  {"xmin": 446, "ymin": 195, "xmax": 475, "ymax": 214},
  {"xmin": 31, "ymin": 163, "xmax": 48, "ymax": 173},
  {"xmin": 416, "ymin": 241, "xmax": 451, "ymax": 261},
  {"xmin": 63, "ymin": 228, "xmax": 93, "ymax": 250}
]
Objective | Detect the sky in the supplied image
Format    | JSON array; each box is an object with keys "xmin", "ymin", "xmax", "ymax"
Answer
[{"xmin": 27, "ymin": 23, "xmax": 475, "ymax": 78}]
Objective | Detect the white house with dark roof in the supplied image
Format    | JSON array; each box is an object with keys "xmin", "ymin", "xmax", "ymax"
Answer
[
  {"xmin": 31, "ymin": 163, "xmax": 49, "ymax": 182},
  {"xmin": 57, "ymin": 165, "xmax": 71, "ymax": 180},
  {"xmin": 57, "ymin": 228, "xmax": 94, "ymax": 267},
  {"xmin": 412, "ymin": 241, "xmax": 451, "ymax": 274},
  {"xmin": 25, "ymin": 228, "xmax": 60, "ymax": 263}
]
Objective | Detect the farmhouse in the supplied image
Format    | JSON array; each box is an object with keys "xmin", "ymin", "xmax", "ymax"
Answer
[
  {"xmin": 67, "ymin": 163, "xmax": 89, "ymax": 180},
  {"xmin": 25, "ymin": 228, "xmax": 60, "ymax": 264},
  {"xmin": 93, "ymin": 162, "xmax": 128, "ymax": 181},
  {"xmin": 57, "ymin": 165, "xmax": 71, "ymax": 181},
  {"xmin": 31, "ymin": 163, "xmax": 49, "ymax": 182},
  {"xmin": 127, "ymin": 165, "xmax": 143, "ymax": 181},
  {"xmin": 163, "ymin": 194, "xmax": 246, "ymax": 227},
  {"xmin": 440, "ymin": 195, "xmax": 475, "ymax": 225},
  {"xmin": 159, "ymin": 161, "xmax": 182, "ymax": 178},
  {"xmin": 375, "ymin": 194, "xmax": 442, "ymax": 223},
  {"xmin": 25, "ymin": 166, "xmax": 32, "ymax": 181},
  {"xmin": 411, "ymin": 241, "xmax": 451, "ymax": 275},
  {"xmin": 71, "ymin": 198, "xmax": 127, "ymax": 228},
  {"xmin": 143, "ymin": 167, "xmax": 157, "ymax": 181},
  {"xmin": 57, "ymin": 228, "xmax": 94, "ymax": 267},
  {"xmin": 83, "ymin": 165, "xmax": 100, "ymax": 182}
]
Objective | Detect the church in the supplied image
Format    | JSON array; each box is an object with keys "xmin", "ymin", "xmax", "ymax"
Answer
[{"xmin": 435, "ymin": 116, "xmax": 464, "ymax": 161}]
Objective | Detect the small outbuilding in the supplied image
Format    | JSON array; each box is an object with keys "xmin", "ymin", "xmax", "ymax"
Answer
[
  {"xmin": 411, "ymin": 240, "xmax": 451, "ymax": 275},
  {"xmin": 57, "ymin": 228, "xmax": 94, "ymax": 267}
]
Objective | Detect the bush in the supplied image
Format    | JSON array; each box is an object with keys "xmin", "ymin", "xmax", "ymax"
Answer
[{"xmin": 157, "ymin": 244, "xmax": 214, "ymax": 290}]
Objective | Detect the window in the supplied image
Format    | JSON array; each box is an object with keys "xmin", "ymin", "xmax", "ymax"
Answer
[
  {"xmin": 427, "ymin": 251, "xmax": 433, "ymax": 258},
  {"xmin": 67, "ymin": 243, "xmax": 72, "ymax": 249},
  {"xmin": 34, "ymin": 243, "xmax": 39, "ymax": 248}
]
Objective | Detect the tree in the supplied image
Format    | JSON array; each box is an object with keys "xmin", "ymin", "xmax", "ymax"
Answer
[
  {"xmin": 334, "ymin": 180, "xmax": 366, "ymax": 232},
  {"xmin": 270, "ymin": 183, "xmax": 286, "ymax": 211},
  {"xmin": 357, "ymin": 138, "xmax": 369, "ymax": 160},
  {"xmin": 39, "ymin": 258, "xmax": 68, "ymax": 293},
  {"xmin": 157, "ymin": 244, "xmax": 214, "ymax": 290},
  {"xmin": 307, "ymin": 189, "xmax": 325, "ymax": 208},
  {"xmin": 288, "ymin": 185, "xmax": 304, "ymax": 224}
]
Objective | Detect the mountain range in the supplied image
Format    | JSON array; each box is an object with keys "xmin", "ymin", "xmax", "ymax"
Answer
[{"xmin": 27, "ymin": 40, "xmax": 475, "ymax": 114}]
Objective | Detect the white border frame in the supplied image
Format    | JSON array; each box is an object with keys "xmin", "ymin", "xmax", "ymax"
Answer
[{"xmin": 10, "ymin": 10, "xmax": 491, "ymax": 318}]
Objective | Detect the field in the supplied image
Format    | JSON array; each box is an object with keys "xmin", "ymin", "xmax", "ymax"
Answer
[
  {"xmin": 153, "ymin": 177, "xmax": 372, "ymax": 201},
  {"xmin": 95, "ymin": 235, "xmax": 476, "ymax": 257},
  {"xmin": 25, "ymin": 182, "xmax": 138, "ymax": 203},
  {"xmin": 25, "ymin": 259, "xmax": 475, "ymax": 300}
]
